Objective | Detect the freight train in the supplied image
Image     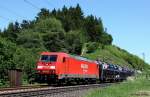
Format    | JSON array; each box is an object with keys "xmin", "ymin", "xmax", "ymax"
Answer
[{"xmin": 35, "ymin": 52, "xmax": 134, "ymax": 85}]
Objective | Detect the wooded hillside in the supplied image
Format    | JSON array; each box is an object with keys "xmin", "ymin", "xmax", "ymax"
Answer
[{"xmin": 0, "ymin": 4, "xmax": 149, "ymax": 86}]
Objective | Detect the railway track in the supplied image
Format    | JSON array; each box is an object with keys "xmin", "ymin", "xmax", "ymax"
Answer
[
  {"xmin": 0, "ymin": 83, "xmax": 111, "ymax": 97},
  {"xmin": 0, "ymin": 84, "xmax": 48, "ymax": 91}
]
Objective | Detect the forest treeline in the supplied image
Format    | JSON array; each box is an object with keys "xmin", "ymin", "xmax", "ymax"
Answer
[
  {"xmin": 1, "ymin": 4, "xmax": 113, "ymax": 54},
  {"xmin": 0, "ymin": 4, "xmax": 149, "ymax": 86}
]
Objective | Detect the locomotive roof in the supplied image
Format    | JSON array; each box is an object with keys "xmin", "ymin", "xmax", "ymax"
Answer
[
  {"xmin": 40, "ymin": 52, "xmax": 69, "ymax": 56},
  {"xmin": 40, "ymin": 52, "xmax": 94, "ymax": 62},
  {"xmin": 69, "ymin": 55, "xmax": 94, "ymax": 62}
]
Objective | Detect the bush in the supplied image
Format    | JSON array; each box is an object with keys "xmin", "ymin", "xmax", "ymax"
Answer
[
  {"xmin": 35, "ymin": 17, "xmax": 64, "ymax": 33},
  {"xmin": 86, "ymin": 42, "xmax": 99, "ymax": 53}
]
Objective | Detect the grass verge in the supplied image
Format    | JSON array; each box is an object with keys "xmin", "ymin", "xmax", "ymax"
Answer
[{"xmin": 85, "ymin": 76, "xmax": 150, "ymax": 97}]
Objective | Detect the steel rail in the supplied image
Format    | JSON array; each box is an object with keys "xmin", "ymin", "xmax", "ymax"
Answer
[{"xmin": 0, "ymin": 83, "xmax": 111, "ymax": 97}]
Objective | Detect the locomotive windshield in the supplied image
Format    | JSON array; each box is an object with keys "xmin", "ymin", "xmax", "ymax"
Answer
[{"xmin": 40, "ymin": 55, "xmax": 57, "ymax": 62}]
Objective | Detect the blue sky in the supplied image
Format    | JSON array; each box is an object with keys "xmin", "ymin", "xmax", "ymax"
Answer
[{"xmin": 0, "ymin": 0, "xmax": 150, "ymax": 64}]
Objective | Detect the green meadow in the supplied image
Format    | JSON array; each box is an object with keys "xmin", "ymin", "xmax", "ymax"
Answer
[{"xmin": 85, "ymin": 75, "xmax": 150, "ymax": 97}]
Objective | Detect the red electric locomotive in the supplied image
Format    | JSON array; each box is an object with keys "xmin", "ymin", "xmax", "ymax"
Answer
[{"xmin": 36, "ymin": 52, "xmax": 99, "ymax": 84}]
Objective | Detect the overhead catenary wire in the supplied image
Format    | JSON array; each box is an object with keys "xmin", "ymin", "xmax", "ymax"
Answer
[
  {"xmin": 0, "ymin": 15, "xmax": 10, "ymax": 21},
  {"xmin": 0, "ymin": 4, "xmax": 26, "ymax": 19},
  {"xmin": 44, "ymin": 0, "xmax": 55, "ymax": 8},
  {"xmin": 24, "ymin": 0, "xmax": 40, "ymax": 10},
  {"xmin": 0, "ymin": 0, "xmax": 55, "ymax": 20}
]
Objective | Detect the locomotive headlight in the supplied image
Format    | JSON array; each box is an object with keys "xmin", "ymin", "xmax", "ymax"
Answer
[
  {"xmin": 50, "ymin": 66, "xmax": 55, "ymax": 69},
  {"xmin": 37, "ymin": 66, "xmax": 43, "ymax": 69}
]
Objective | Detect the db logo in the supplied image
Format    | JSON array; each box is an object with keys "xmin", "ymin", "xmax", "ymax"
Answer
[{"xmin": 81, "ymin": 64, "xmax": 88, "ymax": 69}]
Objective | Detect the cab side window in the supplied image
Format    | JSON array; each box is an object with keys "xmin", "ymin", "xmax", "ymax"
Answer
[{"xmin": 63, "ymin": 57, "xmax": 66, "ymax": 63}]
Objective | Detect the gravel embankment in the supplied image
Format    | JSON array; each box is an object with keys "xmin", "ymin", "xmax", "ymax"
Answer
[{"xmin": 44, "ymin": 89, "xmax": 91, "ymax": 97}]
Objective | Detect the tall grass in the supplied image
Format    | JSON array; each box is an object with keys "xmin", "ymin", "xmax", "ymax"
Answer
[
  {"xmin": 84, "ymin": 45, "xmax": 150, "ymax": 70},
  {"xmin": 84, "ymin": 45, "xmax": 130, "ymax": 67},
  {"xmin": 85, "ymin": 76, "xmax": 150, "ymax": 97}
]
